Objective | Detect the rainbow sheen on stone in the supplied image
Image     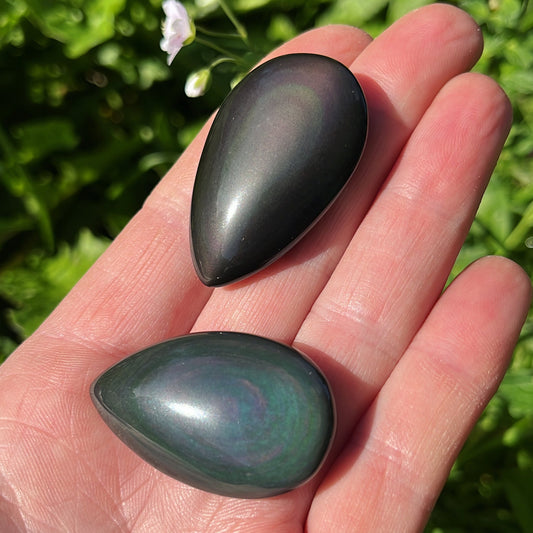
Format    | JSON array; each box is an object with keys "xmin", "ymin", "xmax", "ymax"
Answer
[
  {"xmin": 90, "ymin": 332, "xmax": 335, "ymax": 499},
  {"xmin": 190, "ymin": 53, "xmax": 367, "ymax": 286}
]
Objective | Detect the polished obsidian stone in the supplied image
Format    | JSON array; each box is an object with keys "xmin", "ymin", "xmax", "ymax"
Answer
[
  {"xmin": 190, "ymin": 53, "xmax": 367, "ymax": 286},
  {"xmin": 91, "ymin": 332, "xmax": 335, "ymax": 499}
]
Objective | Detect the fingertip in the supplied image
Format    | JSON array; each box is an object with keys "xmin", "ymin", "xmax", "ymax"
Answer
[
  {"xmin": 444, "ymin": 71, "xmax": 513, "ymax": 137},
  {"xmin": 441, "ymin": 255, "xmax": 531, "ymax": 378},
  {"xmin": 408, "ymin": 3, "xmax": 484, "ymax": 59},
  {"xmin": 469, "ymin": 255, "xmax": 532, "ymax": 319},
  {"xmin": 363, "ymin": 3, "xmax": 484, "ymax": 80}
]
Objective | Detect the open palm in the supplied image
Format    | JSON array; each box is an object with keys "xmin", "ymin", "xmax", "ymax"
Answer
[{"xmin": 0, "ymin": 5, "xmax": 530, "ymax": 532}]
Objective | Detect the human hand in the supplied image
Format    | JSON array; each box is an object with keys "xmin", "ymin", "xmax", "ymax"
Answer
[{"xmin": 0, "ymin": 4, "xmax": 530, "ymax": 532}]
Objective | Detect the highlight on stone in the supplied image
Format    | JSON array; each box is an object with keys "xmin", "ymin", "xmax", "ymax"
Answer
[
  {"xmin": 91, "ymin": 332, "xmax": 335, "ymax": 499},
  {"xmin": 190, "ymin": 53, "xmax": 367, "ymax": 286}
]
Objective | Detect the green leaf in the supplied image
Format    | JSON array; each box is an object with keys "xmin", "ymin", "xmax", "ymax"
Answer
[
  {"xmin": 502, "ymin": 416, "xmax": 533, "ymax": 447},
  {"xmin": 317, "ymin": 0, "xmax": 390, "ymax": 27},
  {"xmin": 0, "ymin": 229, "xmax": 110, "ymax": 344},
  {"xmin": 25, "ymin": 0, "xmax": 127, "ymax": 57},
  {"xmin": 503, "ymin": 33, "xmax": 533, "ymax": 68},
  {"xmin": 387, "ymin": 0, "xmax": 433, "ymax": 21},
  {"xmin": 501, "ymin": 468, "xmax": 533, "ymax": 531},
  {"xmin": 489, "ymin": 0, "xmax": 523, "ymax": 29},
  {"xmin": 500, "ymin": 67, "xmax": 533, "ymax": 96},
  {"xmin": 12, "ymin": 118, "xmax": 79, "ymax": 163},
  {"xmin": 0, "ymin": 0, "xmax": 27, "ymax": 48},
  {"xmin": 475, "ymin": 176, "xmax": 515, "ymax": 245},
  {"xmin": 498, "ymin": 368, "xmax": 533, "ymax": 419},
  {"xmin": 230, "ymin": 0, "xmax": 272, "ymax": 11},
  {"xmin": 519, "ymin": 0, "xmax": 533, "ymax": 31},
  {"xmin": 138, "ymin": 58, "xmax": 171, "ymax": 90},
  {"xmin": 267, "ymin": 14, "xmax": 297, "ymax": 43},
  {"xmin": 0, "ymin": 126, "xmax": 55, "ymax": 249}
]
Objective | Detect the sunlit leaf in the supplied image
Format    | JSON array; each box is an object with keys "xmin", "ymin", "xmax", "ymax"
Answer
[
  {"xmin": 498, "ymin": 369, "xmax": 533, "ymax": 419},
  {"xmin": 317, "ymin": 0, "xmax": 389, "ymax": 26},
  {"xmin": 0, "ymin": 0, "xmax": 27, "ymax": 48},
  {"xmin": 25, "ymin": 0, "xmax": 127, "ymax": 57},
  {"xmin": 388, "ymin": 0, "xmax": 433, "ymax": 21},
  {"xmin": 0, "ymin": 229, "xmax": 110, "ymax": 349},
  {"xmin": 12, "ymin": 118, "xmax": 79, "ymax": 162}
]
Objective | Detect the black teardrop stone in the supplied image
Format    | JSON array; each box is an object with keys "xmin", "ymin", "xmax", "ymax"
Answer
[
  {"xmin": 91, "ymin": 332, "xmax": 335, "ymax": 499},
  {"xmin": 190, "ymin": 53, "xmax": 367, "ymax": 286}
]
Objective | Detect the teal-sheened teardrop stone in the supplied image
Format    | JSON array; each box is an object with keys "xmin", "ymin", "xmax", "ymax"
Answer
[
  {"xmin": 90, "ymin": 332, "xmax": 335, "ymax": 499},
  {"xmin": 190, "ymin": 53, "xmax": 367, "ymax": 286}
]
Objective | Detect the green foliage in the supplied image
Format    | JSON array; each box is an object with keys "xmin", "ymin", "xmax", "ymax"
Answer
[
  {"xmin": 429, "ymin": 1, "xmax": 533, "ymax": 531},
  {"xmin": 0, "ymin": 229, "xmax": 109, "ymax": 346},
  {"xmin": 25, "ymin": 0, "xmax": 128, "ymax": 57},
  {"xmin": 0, "ymin": 0, "xmax": 532, "ymax": 530},
  {"xmin": 317, "ymin": 0, "xmax": 434, "ymax": 35}
]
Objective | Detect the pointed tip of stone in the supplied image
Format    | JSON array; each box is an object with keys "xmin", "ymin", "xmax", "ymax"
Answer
[
  {"xmin": 193, "ymin": 258, "xmax": 240, "ymax": 287},
  {"xmin": 197, "ymin": 270, "xmax": 244, "ymax": 288},
  {"xmin": 190, "ymin": 234, "xmax": 244, "ymax": 287},
  {"xmin": 199, "ymin": 274, "xmax": 224, "ymax": 287},
  {"xmin": 192, "ymin": 243, "xmax": 260, "ymax": 287}
]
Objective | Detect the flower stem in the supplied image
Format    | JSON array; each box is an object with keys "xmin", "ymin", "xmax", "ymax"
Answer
[
  {"xmin": 196, "ymin": 25, "xmax": 242, "ymax": 40},
  {"xmin": 217, "ymin": 0, "xmax": 249, "ymax": 45},
  {"xmin": 209, "ymin": 57, "xmax": 237, "ymax": 69},
  {"xmin": 194, "ymin": 36, "xmax": 246, "ymax": 64}
]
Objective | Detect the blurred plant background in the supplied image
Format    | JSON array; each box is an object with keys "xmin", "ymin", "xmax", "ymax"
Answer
[{"xmin": 0, "ymin": 0, "xmax": 532, "ymax": 529}]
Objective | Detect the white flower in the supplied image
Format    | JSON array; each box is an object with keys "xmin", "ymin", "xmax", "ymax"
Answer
[
  {"xmin": 160, "ymin": 0, "xmax": 195, "ymax": 66},
  {"xmin": 184, "ymin": 68, "xmax": 212, "ymax": 97}
]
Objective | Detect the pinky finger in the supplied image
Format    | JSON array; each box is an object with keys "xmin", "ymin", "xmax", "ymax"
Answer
[{"xmin": 308, "ymin": 256, "xmax": 531, "ymax": 533}]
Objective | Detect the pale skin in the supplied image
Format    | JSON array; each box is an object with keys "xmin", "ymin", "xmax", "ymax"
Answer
[{"xmin": 0, "ymin": 4, "xmax": 531, "ymax": 532}]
